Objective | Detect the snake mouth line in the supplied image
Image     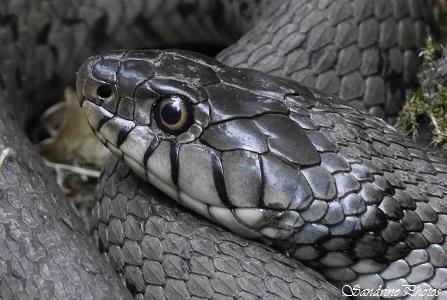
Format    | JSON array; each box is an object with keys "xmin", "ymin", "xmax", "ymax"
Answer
[{"xmin": 94, "ymin": 129, "xmax": 266, "ymax": 239}]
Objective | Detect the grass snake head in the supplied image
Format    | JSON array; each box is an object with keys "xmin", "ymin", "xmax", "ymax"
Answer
[{"xmin": 77, "ymin": 49, "xmax": 447, "ymax": 294}]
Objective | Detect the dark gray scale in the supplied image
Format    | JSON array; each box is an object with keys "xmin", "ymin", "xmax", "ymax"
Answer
[
  {"xmin": 392, "ymin": 169, "xmax": 421, "ymax": 185},
  {"xmin": 362, "ymin": 115, "xmax": 387, "ymax": 131},
  {"xmin": 343, "ymin": 114, "xmax": 367, "ymax": 129},
  {"xmin": 293, "ymin": 223, "xmax": 329, "ymax": 244},
  {"xmin": 392, "ymin": 189, "xmax": 417, "ymax": 210},
  {"xmin": 305, "ymin": 131, "xmax": 338, "ymax": 152},
  {"xmin": 337, "ymin": 145, "xmax": 364, "ymax": 164},
  {"xmin": 380, "ymin": 221, "xmax": 407, "ymax": 243},
  {"xmin": 278, "ymin": 211, "xmax": 305, "ymax": 229},
  {"xmin": 253, "ymin": 114, "xmax": 321, "ymax": 166},
  {"xmin": 330, "ymin": 124, "xmax": 360, "ymax": 144},
  {"xmin": 401, "ymin": 210, "xmax": 423, "ymax": 232},
  {"xmin": 221, "ymin": 150, "xmax": 262, "ymax": 208},
  {"xmin": 319, "ymin": 252, "xmax": 355, "ymax": 268},
  {"xmin": 301, "ymin": 166, "xmax": 337, "ymax": 200},
  {"xmin": 309, "ymin": 111, "xmax": 336, "ymax": 128},
  {"xmin": 260, "ymin": 154, "xmax": 313, "ymax": 210},
  {"xmin": 117, "ymin": 59, "xmax": 156, "ymax": 99},
  {"xmin": 405, "ymin": 232, "xmax": 430, "ymax": 250},
  {"xmin": 289, "ymin": 113, "xmax": 318, "ymax": 130},
  {"xmin": 422, "ymin": 225, "xmax": 445, "ymax": 246},
  {"xmin": 334, "ymin": 173, "xmax": 361, "ymax": 197},
  {"xmin": 155, "ymin": 53, "xmax": 221, "ymax": 86},
  {"xmin": 201, "ymin": 119, "xmax": 268, "ymax": 153},
  {"xmin": 322, "ymin": 202, "xmax": 345, "ymax": 225},
  {"xmin": 324, "ymin": 267, "xmax": 357, "ymax": 282},
  {"xmin": 360, "ymin": 158, "xmax": 384, "ymax": 175},
  {"xmin": 284, "ymin": 94, "xmax": 315, "ymax": 110},
  {"xmin": 125, "ymin": 49, "xmax": 163, "ymax": 62},
  {"xmin": 350, "ymin": 163, "xmax": 376, "ymax": 181},
  {"xmin": 347, "ymin": 144, "xmax": 374, "ymax": 160},
  {"xmin": 340, "ymin": 193, "xmax": 367, "ymax": 216},
  {"xmin": 385, "ymin": 130, "xmax": 414, "ymax": 147},
  {"xmin": 306, "ymin": 96, "xmax": 337, "ymax": 112},
  {"xmin": 320, "ymin": 153, "xmax": 351, "ymax": 173},
  {"xmin": 404, "ymin": 184, "xmax": 429, "ymax": 202},
  {"xmin": 357, "ymin": 130, "xmax": 373, "ymax": 143},
  {"xmin": 421, "ymin": 173, "xmax": 445, "ymax": 186},
  {"xmin": 419, "ymin": 181, "xmax": 446, "ymax": 198},
  {"xmin": 429, "ymin": 199, "xmax": 447, "ymax": 221},
  {"xmin": 148, "ymin": 78, "xmax": 207, "ymax": 103},
  {"xmin": 358, "ymin": 182, "xmax": 384, "ymax": 205},
  {"xmin": 359, "ymin": 205, "xmax": 387, "ymax": 231},
  {"xmin": 329, "ymin": 216, "xmax": 361, "ymax": 236},
  {"xmin": 371, "ymin": 174, "xmax": 392, "ymax": 192},
  {"xmin": 356, "ymin": 139, "xmax": 382, "ymax": 157},
  {"xmin": 217, "ymin": 67, "xmax": 308, "ymax": 99},
  {"xmin": 289, "ymin": 106, "xmax": 311, "ymax": 118},
  {"xmin": 384, "ymin": 243, "xmax": 412, "ymax": 261},
  {"xmin": 367, "ymin": 130, "xmax": 391, "ymax": 145},
  {"xmin": 319, "ymin": 128, "xmax": 349, "ymax": 148},
  {"xmin": 92, "ymin": 58, "xmax": 121, "ymax": 83},
  {"xmin": 133, "ymin": 82, "xmax": 159, "ymax": 125},
  {"xmin": 300, "ymin": 200, "xmax": 328, "ymax": 222},
  {"xmin": 206, "ymin": 83, "xmax": 289, "ymax": 122},
  {"xmin": 379, "ymin": 196, "xmax": 404, "ymax": 220},
  {"xmin": 291, "ymin": 245, "xmax": 321, "ymax": 261},
  {"xmin": 354, "ymin": 234, "xmax": 387, "ymax": 259},
  {"xmin": 116, "ymin": 97, "xmax": 135, "ymax": 121},
  {"xmin": 407, "ymin": 146, "xmax": 430, "ymax": 161},
  {"xmin": 321, "ymin": 237, "xmax": 353, "ymax": 251},
  {"xmin": 165, "ymin": 50, "xmax": 225, "ymax": 70},
  {"xmin": 412, "ymin": 158, "xmax": 439, "ymax": 174},
  {"xmin": 385, "ymin": 142, "xmax": 413, "ymax": 160}
]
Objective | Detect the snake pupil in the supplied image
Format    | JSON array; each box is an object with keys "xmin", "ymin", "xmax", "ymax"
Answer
[
  {"xmin": 161, "ymin": 102, "xmax": 181, "ymax": 124},
  {"xmin": 153, "ymin": 95, "xmax": 194, "ymax": 135},
  {"xmin": 97, "ymin": 84, "xmax": 113, "ymax": 99}
]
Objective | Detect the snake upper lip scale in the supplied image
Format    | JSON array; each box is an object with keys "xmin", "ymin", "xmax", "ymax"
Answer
[{"xmin": 77, "ymin": 49, "xmax": 447, "ymax": 299}]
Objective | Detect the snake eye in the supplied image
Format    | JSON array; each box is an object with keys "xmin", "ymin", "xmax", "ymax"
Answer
[{"xmin": 153, "ymin": 95, "xmax": 194, "ymax": 135}]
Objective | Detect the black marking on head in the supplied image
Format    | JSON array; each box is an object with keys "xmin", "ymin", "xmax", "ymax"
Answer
[
  {"xmin": 97, "ymin": 115, "xmax": 112, "ymax": 132},
  {"xmin": 211, "ymin": 152, "xmax": 233, "ymax": 208},
  {"xmin": 258, "ymin": 153, "xmax": 266, "ymax": 208},
  {"xmin": 143, "ymin": 136, "xmax": 160, "ymax": 167},
  {"xmin": 116, "ymin": 127, "xmax": 131, "ymax": 148},
  {"xmin": 170, "ymin": 140, "xmax": 180, "ymax": 186}
]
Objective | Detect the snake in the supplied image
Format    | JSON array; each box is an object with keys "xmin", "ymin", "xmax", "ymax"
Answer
[{"xmin": 0, "ymin": 0, "xmax": 443, "ymax": 299}]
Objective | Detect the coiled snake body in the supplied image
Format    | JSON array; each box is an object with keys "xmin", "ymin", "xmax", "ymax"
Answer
[{"xmin": 0, "ymin": 0, "xmax": 443, "ymax": 299}]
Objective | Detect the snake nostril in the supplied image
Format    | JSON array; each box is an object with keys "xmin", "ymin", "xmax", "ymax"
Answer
[{"xmin": 97, "ymin": 84, "xmax": 113, "ymax": 99}]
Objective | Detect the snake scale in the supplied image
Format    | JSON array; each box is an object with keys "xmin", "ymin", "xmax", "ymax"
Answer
[{"xmin": 0, "ymin": 0, "xmax": 442, "ymax": 299}]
